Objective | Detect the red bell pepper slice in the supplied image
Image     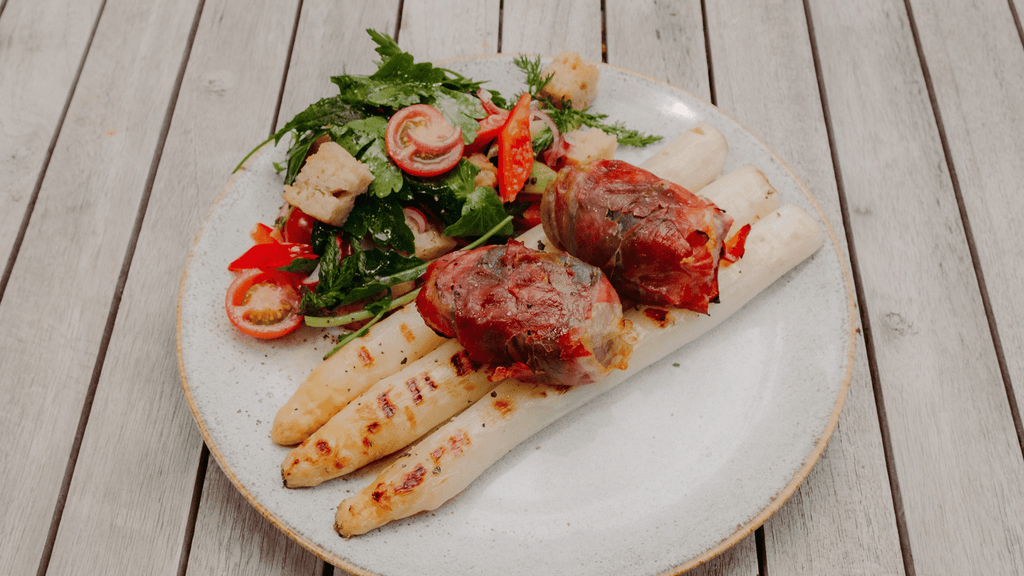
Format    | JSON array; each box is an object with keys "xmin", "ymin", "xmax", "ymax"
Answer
[
  {"xmin": 228, "ymin": 241, "xmax": 317, "ymax": 272},
  {"xmin": 497, "ymin": 93, "xmax": 534, "ymax": 202}
]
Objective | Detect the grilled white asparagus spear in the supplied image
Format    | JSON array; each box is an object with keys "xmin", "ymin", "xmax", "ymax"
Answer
[
  {"xmin": 639, "ymin": 121, "xmax": 727, "ymax": 190},
  {"xmin": 335, "ymin": 204, "xmax": 824, "ymax": 536},
  {"xmin": 697, "ymin": 164, "xmax": 778, "ymax": 228},
  {"xmin": 271, "ymin": 305, "xmax": 446, "ymax": 445},
  {"xmin": 281, "ymin": 163, "xmax": 775, "ymax": 487},
  {"xmin": 282, "ymin": 340, "xmax": 497, "ymax": 487},
  {"xmin": 271, "ymin": 123, "xmax": 730, "ymax": 446}
]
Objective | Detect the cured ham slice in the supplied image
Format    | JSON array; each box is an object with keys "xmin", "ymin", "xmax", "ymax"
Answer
[
  {"xmin": 541, "ymin": 159, "xmax": 733, "ymax": 313},
  {"xmin": 416, "ymin": 240, "xmax": 633, "ymax": 387}
]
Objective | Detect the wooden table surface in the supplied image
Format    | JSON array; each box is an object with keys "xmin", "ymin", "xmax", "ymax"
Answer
[{"xmin": 3, "ymin": 0, "xmax": 1023, "ymax": 574}]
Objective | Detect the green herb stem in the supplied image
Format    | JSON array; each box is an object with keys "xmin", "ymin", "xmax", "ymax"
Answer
[
  {"xmin": 322, "ymin": 307, "xmax": 387, "ymax": 360},
  {"xmin": 306, "ymin": 288, "xmax": 420, "ymax": 328}
]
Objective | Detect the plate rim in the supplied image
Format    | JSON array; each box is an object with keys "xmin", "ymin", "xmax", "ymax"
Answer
[{"xmin": 176, "ymin": 54, "xmax": 857, "ymax": 576}]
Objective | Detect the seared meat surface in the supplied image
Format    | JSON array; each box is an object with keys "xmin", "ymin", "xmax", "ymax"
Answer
[
  {"xmin": 541, "ymin": 159, "xmax": 733, "ymax": 313},
  {"xmin": 416, "ymin": 240, "xmax": 632, "ymax": 386}
]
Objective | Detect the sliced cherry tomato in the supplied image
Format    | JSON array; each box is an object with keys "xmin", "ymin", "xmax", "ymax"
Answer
[
  {"xmin": 282, "ymin": 206, "xmax": 315, "ymax": 245},
  {"xmin": 225, "ymin": 269, "xmax": 303, "ymax": 339},
  {"xmin": 385, "ymin": 104, "xmax": 465, "ymax": 177},
  {"xmin": 497, "ymin": 93, "xmax": 533, "ymax": 202},
  {"xmin": 228, "ymin": 241, "xmax": 316, "ymax": 272}
]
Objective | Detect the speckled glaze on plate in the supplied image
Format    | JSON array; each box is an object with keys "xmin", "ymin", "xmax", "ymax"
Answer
[{"xmin": 177, "ymin": 56, "xmax": 855, "ymax": 576}]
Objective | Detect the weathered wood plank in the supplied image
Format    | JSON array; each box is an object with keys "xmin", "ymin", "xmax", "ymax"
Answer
[
  {"xmin": 399, "ymin": 0, "xmax": 500, "ymax": 61},
  {"xmin": 501, "ymin": 0, "xmax": 602, "ymax": 59},
  {"xmin": 0, "ymin": 0, "xmax": 103, "ymax": 267},
  {"xmin": 277, "ymin": 1, "xmax": 400, "ymax": 127},
  {"xmin": 704, "ymin": 1, "xmax": 906, "ymax": 574},
  {"xmin": 186, "ymin": 461, "xmax": 321, "ymax": 576},
  {"xmin": 909, "ymin": 0, "xmax": 1024, "ymax": 445},
  {"xmin": 808, "ymin": 0, "xmax": 1024, "ymax": 573},
  {"xmin": 606, "ymin": 0, "xmax": 710, "ymax": 100},
  {"xmin": 0, "ymin": 0, "xmax": 204, "ymax": 573},
  {"xmin": 39, "ymin": 0, "xmax": 299, "ymax": 574}
]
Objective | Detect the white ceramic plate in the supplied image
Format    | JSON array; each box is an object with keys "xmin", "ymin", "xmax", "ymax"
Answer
[{"xmin": 177, "ymin": 57, "xmax": 855, "ymax": 576}]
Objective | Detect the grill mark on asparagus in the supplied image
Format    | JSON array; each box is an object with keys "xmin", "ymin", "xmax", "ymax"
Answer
[
  {"xmin": 357, "ymin": 346, "xmax": 373, "ymax": 367},
  {"xmin": 450, "ymin": 349, "xmax": 480, "ymax": 376},
  {"xmin": 378, "ymin": 391, "xmax": 396, "ymax": 418},
  {"xmin": 430, "ymin": 430, "xmax": 471, "ymax": 464},
  {"xmin": 395, "ymin": 464, "xmax": 427, "ymax": 494},
  {"xmin": 399, "ymin": 322, "xmax": 415, "ymax": 343},
  {"xmin": 406, "ymin": 376, "xmax": 423, "ymax": 405},
  {"xmin": 493, "ymin": 398, "xmax": 514, "ymax": 416}
]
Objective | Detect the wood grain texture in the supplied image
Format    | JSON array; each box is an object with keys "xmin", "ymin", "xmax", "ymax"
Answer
[
  {"xmin": 704, "ymin": 1, "xmax": 905, "ymax": 574},
  {"xmin": 399, "ymin": 0, "xmax": 500, "ymax": 60},
  {"xmin": 0, "ymin": 0, "xmax": 203, "ymax": 573},
  {"xmin": 909, "ymin": 0, "xmax": 1024, "ymax": 439},
  {"xmin": 501, "ymin": 0, "xmax": 603, "ymax": 59},
  {"xmin": 605, "ymin": 0, "xmax": 711, "ymax": 100},
  {"xmin": 186, "ymin": 462, "xmax": 322, "ymax": 576},
  {"xmin": 684, "ymin": 534, "xmax": 758, "ymax": 576},
  {"xmin": 277, "ymin": 0, "xmax": 401, "ymax": 127},
  {"xmin": 808, "ymin": 0, "xmax": 1024, "ymax": 573},
  {"xmin": 0, "ymin": 0, "xmax": 103, "ymax": 265},
  {"xmin": 41, "ymin": 0, "xmax": 299, "ymax": 574}
]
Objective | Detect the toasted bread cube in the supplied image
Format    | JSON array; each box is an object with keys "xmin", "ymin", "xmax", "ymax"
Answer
[
  {"xmin": 539, "ymin": 51, "xmax": 599, "ymax": 109},
  {"xmin": 282, "ymin": 141, "xmax": 374, "ymax": 226},
  {"xmin": 563, "ymin": 127, "xmax": 617, "ymax": 165}
]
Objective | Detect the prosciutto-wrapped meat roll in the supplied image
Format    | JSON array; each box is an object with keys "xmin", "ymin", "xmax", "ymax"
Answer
[
  {"xmin": 541, "ymin": 159, "xmax": 734, "ymax": 313},
  {"xmin": 416, "ymin": 240, "xmax": 633, "ymax": 387}
]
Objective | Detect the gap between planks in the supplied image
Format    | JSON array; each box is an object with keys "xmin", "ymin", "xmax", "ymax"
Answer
[
  {"xmin": 12, "ymin": 0, "xmax": 111, "ymax": 567},
  {"xmin": 900, "ymin": 0, "xmax": 1024, "ymax": 462},
  {"xmin": 1011, "ymin": 0, "xmax": 1024, "ymax": 54},
  {"xmin": 33, "ymin": 0, "xmax": 207, "ymax": 575},
  {"xmin": 799, "ymin": 0, "xmax": 917, "ymax": 575},
  {"xmin": 171, "ymin": 0, "xmax": 311, "ymax": 574},
  {"xmin": 0, "ymin": 0, "xmax": 108, "ymax": 307}
]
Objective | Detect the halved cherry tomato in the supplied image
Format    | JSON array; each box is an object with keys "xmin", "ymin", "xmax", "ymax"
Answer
[
  {"xmin": 385, "ymin": 104, "xmax": 465, "ymax": 177},
  {"xmin": 228, "ymin": 241, "xmax": 316, "ymax": 272},
  {"xmin": 225, "ymin": 269, "xmax": 304, "ymax": 339},
  {"xmin": 498, "ymin": 93, "xmax": 533, "ymax": 202},
  {"xmin": 282, "ymin": 206, "xmax": 315, "ymax": 245}
]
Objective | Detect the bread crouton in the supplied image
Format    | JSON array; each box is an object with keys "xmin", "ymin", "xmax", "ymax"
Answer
[
  {"xmin": 539, "ymin": 51, "xmax": 599, "ymax": 109},
  {"xmin": 282, "ymin": 141, "xmax": 374, "ymax": 226},
  {"xmin": 563, "ymin": 127, "xmax": 617, "ymax": 166}
]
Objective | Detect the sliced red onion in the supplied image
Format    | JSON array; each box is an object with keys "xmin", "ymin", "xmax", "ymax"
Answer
[
  {"xmin": 477, "ymin": 89, "xmax": 503, "ymax": 116},
  {"xmin": 403, "ymin": 206, "xmax": 429, "ymax": 234},
  {"xmin": 529, "ymin": 107, "xmax": 571, "ymax": 166}
]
